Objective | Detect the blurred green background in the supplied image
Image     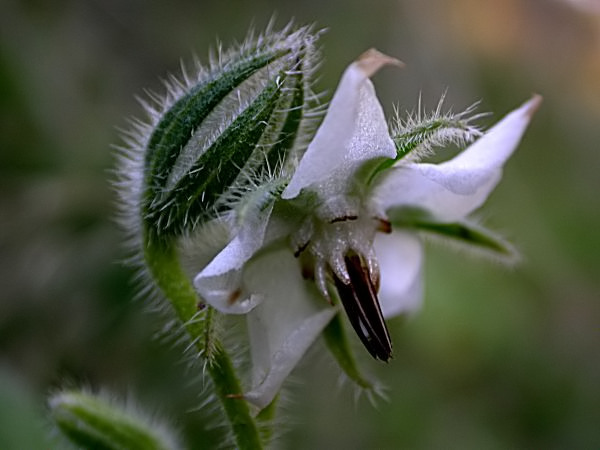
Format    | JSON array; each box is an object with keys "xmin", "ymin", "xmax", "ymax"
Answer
[{"xmin": 1, "ymin": 0, "xmax": 599, "ymax": 448}]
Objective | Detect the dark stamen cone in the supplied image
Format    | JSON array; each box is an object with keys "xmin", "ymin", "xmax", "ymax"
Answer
[{"xmin": 333, "ymin": 252, "xmax": 392, "ymax": 361}]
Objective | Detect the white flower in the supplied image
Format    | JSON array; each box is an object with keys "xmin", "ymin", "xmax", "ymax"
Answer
[{"xmin": 194, "ymin": 49, "xmax": 541, "ymax": 409}]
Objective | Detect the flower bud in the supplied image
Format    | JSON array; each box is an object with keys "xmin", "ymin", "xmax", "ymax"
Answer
[
  {"xmin": 49, "ymin": 390, "xmax": 181, "ymax": 450},
  {"xmin": 117, "ymin": 24, "xmax": 319, "ymax": 241}
]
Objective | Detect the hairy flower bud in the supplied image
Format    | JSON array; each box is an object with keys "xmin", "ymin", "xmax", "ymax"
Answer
[
  {"xmin": 116, "ymin": 23, "xmax": 319, "ymax": 242},
  {"xmin": 49, "ymin": 390, "xmax": 181, "ymax": 450}
]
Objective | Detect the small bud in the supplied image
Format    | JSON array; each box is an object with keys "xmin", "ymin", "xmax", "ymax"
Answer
[{"xmin": 48, "ymin": 389, "xmax": 181, "ymax": 450}]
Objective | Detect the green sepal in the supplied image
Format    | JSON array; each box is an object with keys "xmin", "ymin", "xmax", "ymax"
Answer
[
  {"xmin": 323, "ymin": 313, "xmax": 375, "ymax": 390},
  {"xmin": 146, "ymin": 76, "xmax": 285, "ymax": 237},
  {"xmin": 392, "ymin": 117, "xmax": 469, "ymax": 160},
  {"xmin": 49, "ymin": 390, "xmax": 180, "ymax": 450},
  {"xmin": 234, "ymin": 177, "xmax": 287, "ymax": 230},
  {"xmin": 388, "ymin": 206, "xmax": 518, "ymax": 260},
  {"xmin": 370, "ymin": 105, "xmax": 482, "ymax": 180}
]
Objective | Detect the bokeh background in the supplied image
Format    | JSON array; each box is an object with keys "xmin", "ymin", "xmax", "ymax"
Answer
[{"xmin": 1, "ymin": 0, "xmax": 599, "ymax": 448}]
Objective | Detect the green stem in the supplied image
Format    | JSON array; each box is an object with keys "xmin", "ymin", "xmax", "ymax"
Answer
[{"xmin": 144, "ymin": 235, "xmax": 263, "ymax": 450}]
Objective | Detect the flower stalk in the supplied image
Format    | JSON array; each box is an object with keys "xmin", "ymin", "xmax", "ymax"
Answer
[{"xmin": 143, "ymin": 236, "xmax": 263, "ymax": 449}]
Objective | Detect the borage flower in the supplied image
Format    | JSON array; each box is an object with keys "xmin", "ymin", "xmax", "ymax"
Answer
[{"xmin": 194, "ymin": 49, "xmax": 541, "ymax": 409}]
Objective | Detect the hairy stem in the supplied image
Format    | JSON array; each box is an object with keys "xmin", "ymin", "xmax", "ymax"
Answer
[{"xmin": 144, "ymin": 235, "xmax": 263, "ymax": 450}]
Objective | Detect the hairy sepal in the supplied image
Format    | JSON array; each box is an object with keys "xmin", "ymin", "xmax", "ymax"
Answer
[
  {"xmin": 371, "ymin": 97, "xmax": 484, "ymax": 180},
  {"xmin": 323, "ymin": 313, "xmax": 376, "ymax": 390},
  {"xmin": 388, "ymin": 206, "xmax": 518, "ymax": 262}
]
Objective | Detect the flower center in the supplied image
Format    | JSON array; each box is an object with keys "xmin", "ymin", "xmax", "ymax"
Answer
[
  {"xmin": 293, "ymin": 213, "xmax": 393, "ymax": 361},
  {"xmin": 332, "ymin": 251, "xmax": 392, "ymax": 361}
]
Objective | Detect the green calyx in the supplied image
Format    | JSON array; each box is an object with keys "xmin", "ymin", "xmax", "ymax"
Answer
[{"xmin": 369, "ymin": 102, "xmax": 483, "ymax": 181}]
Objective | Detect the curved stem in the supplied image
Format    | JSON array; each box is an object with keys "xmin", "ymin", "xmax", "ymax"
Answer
[{"xmin": 144, "ymin": 236, "xmax": 263, "ymax": 450}]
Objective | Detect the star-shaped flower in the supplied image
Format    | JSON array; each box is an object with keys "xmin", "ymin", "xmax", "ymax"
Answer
[{"xmin": 193, "ymin": 49, "xmax": 540, "ymax": 409}]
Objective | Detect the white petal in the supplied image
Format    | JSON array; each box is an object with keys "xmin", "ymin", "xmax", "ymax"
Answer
[
  {"xmin": 283, "ymin": 50, "xmax": 398, "ymax": 201},
  {"xmin": 374, "ymin": 231, "xmax": 424, "ymax": 317},
  {"xmin": 243, "ymin": 247, "xmax": 336, "ymax": 409},
  {"xmin": 372, "ymin": 163, "xmax": 500, "ymax": 222},
  {"xmin": 448, "ymin": 95, "xmax": 541, "ymax": 169},
  {"xmin": 372, "ymin": 96, "xmax": 541, "ymax": 222},
  {"xmin": 193, "ymin": 203, "xmax": 274, "ymax": 314}
]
